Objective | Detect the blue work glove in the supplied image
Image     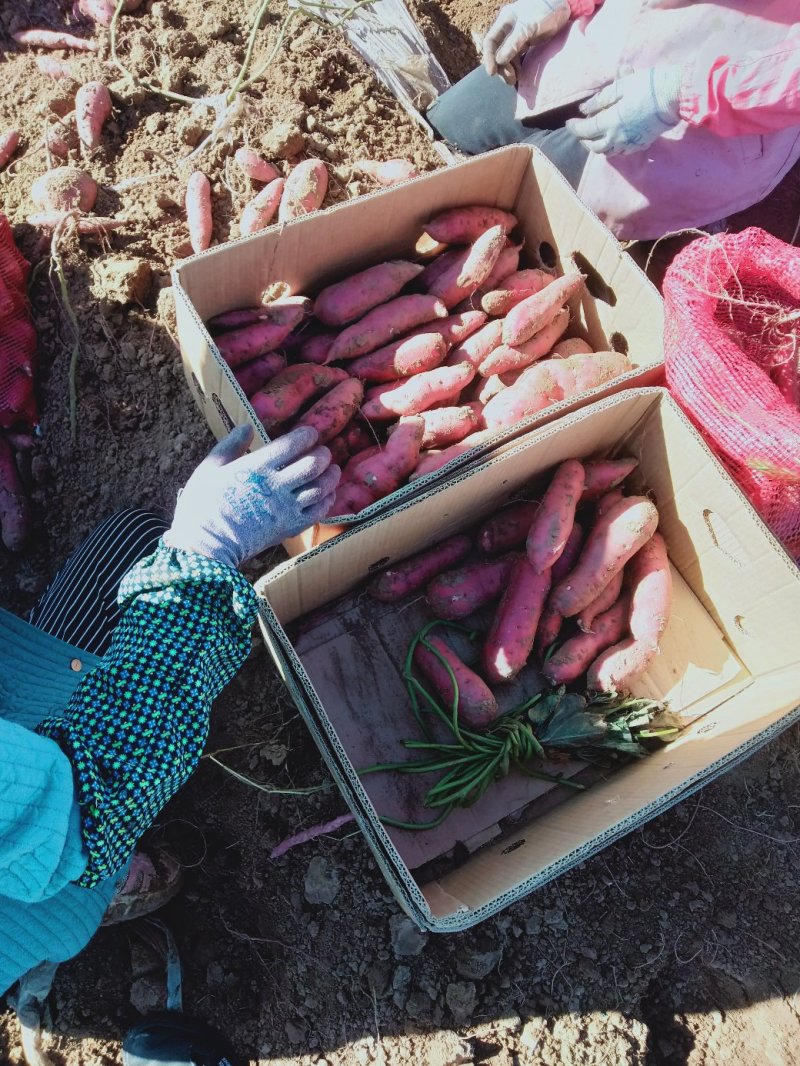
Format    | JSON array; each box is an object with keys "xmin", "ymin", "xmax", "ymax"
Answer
[
  {"xmin": 482, "ymin": 0, "xmax": 571, "ymax": 79},
  {"xmin": 165, "ymin": 424, "xmax": 340, "ymax": 568},
  {"xmin": 566, "ymin": 66, "xmax": 683, "ymax": 155}
]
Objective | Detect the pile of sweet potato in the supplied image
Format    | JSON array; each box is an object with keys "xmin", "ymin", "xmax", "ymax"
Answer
[
  {"xmin": 207, "ymin": 204, "xmax": 636, "ymax": 515},
  {"xmin": 365, "ymin": 456, "xmax": 673, "ymax": 721}
]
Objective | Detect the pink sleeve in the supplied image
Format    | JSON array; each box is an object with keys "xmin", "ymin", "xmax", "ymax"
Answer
[
  {"xmin": 566, "ymin": 0, "xmax": 603, "ymax": 16},
  {"xmin": 680, "ymin": 28, "xmax": 800, "ymax": 137}
]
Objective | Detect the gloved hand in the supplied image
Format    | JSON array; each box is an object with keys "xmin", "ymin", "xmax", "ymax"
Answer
[
  {"xmin": 566, "ymin": 66, "xmax": 683, "ymax": 156},
  {"xmin": 165, "ymin": 424, "xmax": 340, "ymax": 568},
  {"xmin": 482, "ymin": 0, "xmax": 571, "ymax": 78}
]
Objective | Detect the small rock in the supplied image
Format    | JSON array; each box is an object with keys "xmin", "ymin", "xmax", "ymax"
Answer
[
  {"xmin": 543, "ymin": 907, "xmax": 568, "ymax": 932},
  {"xmin": 144, "ymin": 113, "xmax": 166, "ymax": 135},
  {"xmin": 130, "ymin": 976, "xmax": 165, "ymax": 1014},
  {"xmin": 392, "ymin": 964, "xmax": 411, "ymax": 1008},
  {"xmin": 262, "ymin": 122, "xmax": 305, "ymax": 159},
  {"xmin": 716, "ymin": 910, "xmax": 738, "ymax": 930},
  {"xmin": 405, "ymin": 989, "xmax": 434, "ymax": 1022},
  {"xmin": 179, "ymin": 119, "xmax": 206, "ymax": 147},
  {"xmin": 525, "ymin": 913, "xmax": 543, "ymax": 936},
  {"xmin": 285, "ymin": 1019, "xmax": 306, "ymax": 1045},
  {"xmin": 446, "ymin": 981, "xmax": 477, "ymax": 1024},
  {"xmin": 390, "ymin": 914, "xmax": 427, "ymax": 957},
  {"xmin": 455, "ymin": 945, "xmax": 502, "ymax": 980},
  {"xmin": 91, "ymin": 257, "xmax": 152, "ymax": 306},
  {"xmin": 304, "ymin": 856, "xmax": 340, "ymax": 905}
]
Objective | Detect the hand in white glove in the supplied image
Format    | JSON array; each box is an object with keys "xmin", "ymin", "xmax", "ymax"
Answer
[
  {"xmin": 165, "ymin": 424, "xmax": 340, "ymax": 568},
  {"xmin": 482, "ymin": 0, "xmax": 571, "ymax": 78},
  {"xmin": 565, "ymin": 66, "xmax": 683, "ymax": 156}
]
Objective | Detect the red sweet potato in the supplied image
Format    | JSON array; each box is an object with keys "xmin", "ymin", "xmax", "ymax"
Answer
[
  {"xmin": 35, "ymin": 56, "xmax": 73, "ymax": 80},
  {"xmin": 551, "ymin": 337, "xmax": 593, "ymax": 357},
  {"xmin": 328, "ymin": 294, "xmax": 448, "ymax": 363},
  {"xmin": 315, "ymin": 260, "xmax": 425, "ymax": 327},
  {"xmin": 278, "ymin": 158, "xmax": 328, "ymax": 221},
  {"xmin": 502, "ymin": 272, "xmax": 585, "ymax": 347},
  {"xmin": 75, "ymin": 81, "xmax": 112, "ymax": 149},
  {"xmin": 586, "ymin": 636, "xmax": 659, "ymax": 694},
  {"xmin": 478, "ymin": 501, "xmax": 539, "ymax": 555},
  {"xmin": 428, "ymin": 225, "xmax": 506, "ymax": 307},
  {"xmin": 478, "ymin": 308, "xmax": 569, "ymax": 377},
  {"xmin": 534, "ymin": 520, "xmax": 585, "ymax": 654},
  {"xmin": 31, "ymin": 166, "xmax": 96, "ymax": 212},
  {"xmin": 332, "ymin": 480, "xmax": 376, "ymax": 514},
  {"xmin": 445, "ymin": 319, "xmax": 503, "ymax": 371},
  {"xmin": 208, "ymin": 307, "xmax": 267, "ymax": 331},
  {"xmin": 577, "ymin": 569, "xmax": 624, "ymax": 633},
  {"xmin": 544, "ymin": 594, "xmax": 631, "ymax": 685},
  {"xmin": 185, "ymin": 171, "xmax": 212, "ymax": 254},
  {"xmin": 234, "ymin": 147, "xmax": 280, "ymax": 183},
  {"xmin": 335, "ymin": 416, "xmax": 424, "ymax": 507},
  {"xmin": 361, "ymin": 362, "xmax": 473, "ymax": 420},
  {"xmin": 347, "ymin": 332, "xmax": 448, "ymax": 383},
  {"xmin": 215, "ymin": 297, "xmax": 310, "ymax": 366},
  {"xmin": 474, "ymin": 374, "xmax": 506, "ymax": 405},
  {"xmin": 327, "ymin": 433, "xmax": 351, "ymax": 467},
  {"xmin": 416, "ymin": 404, "xmax": 482, "ymax": 449},
  {"xmin": 26, "ymin": 212, "xmax": 126, "ymax": 233},
  {"xmin": 233, "ymin": 351, "xmax": 286, "ymax": 396},
  {"xmin": 413, "ymin": 634, "xmax": 499, "ymax": 729},
  {"xmin": 239, "ymin": 177, "xmax": 285, "ymax": 236},
  {"xmin": 550, "ymin": 496, "xmax": 659, "ymax": 617},
  {"xmin": 483, "ymin": 556, "xmax": 551, "ymax": 683},
  {"xmin": 480, "ymin": 268, "xmax": 553, "ymax": 316},
  {"xmin": 581, "ymin": 457, "xmax": 639, "ymax": 499},
  {"xmin": 526, "ymin": 459, "xmax": 585, "ymax": 574},
  {"xmin": 299, "ymin": 331, "xmax": 336, "ymax": 365},
  {"xmin": 595, "ymin": 488, "xmax": 625, "ymax": 518},
  {"xmin": 356, "ymin": 158, "xmax": 420, "ymax": 185},
  {"xmin": 627, "ymin": 532, "xmax": 672, "ymax": 648},
  {"xmin": 423, "ymin": 205, "xmax": 517, "ymax": 245},
  {"xmin": 344, "ymin": 422, "xmax": 374, "ymax": 455},
  {"xmin": 292, "ymin": 377, "xmax": 364, "ymax": 444},
  {"xmin": 367, "ymin": 534, "xmax": 472, "ymax": 602},
  {"xmin": 13, "ymin": 28, "xmax": 97, "ymax": 51},
  {"xmin": 426, "ymin": 554, "xmax": 517, "ymax": 621},
  {"xmin": 250, "ymin": 364, "xmax": 349, "ymax": 431},
  {"xmin": 0, "ymin": 131, "xmax": 20, "ymax": 171},
  {"xmin": 474, "ymin": 241, "xmax": 524, "ymax": 297},
  {"xmin": 409, "ymin": 428, "xmax": 497, "ymax": 481}
]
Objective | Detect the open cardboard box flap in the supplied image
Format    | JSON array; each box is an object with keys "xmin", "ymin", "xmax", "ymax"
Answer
[
  {"xmin": 171, "ymin": 146, "xmax": 664, "ymax": 551},
  {"xmin": 255, "ymin": 388, "xmax": 800, "ymax": 930}
]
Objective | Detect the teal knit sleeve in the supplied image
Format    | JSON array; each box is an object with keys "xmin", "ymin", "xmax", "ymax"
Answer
[{"xmin": 35, "ymin": 541, "xmax": 258, "ymax": 888}]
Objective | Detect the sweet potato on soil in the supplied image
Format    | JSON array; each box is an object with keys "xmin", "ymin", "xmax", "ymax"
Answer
[
  {"xmin": 234, "ymin": 147, "xmax": 280, "ymax": 183},
  {"xmin": 483, "ymin": 556, "xmax": 551, "ymax": 683},
  {"xmin": 26, "ymin": 212, "xmax": 126, "ymax": 233},
  {"xmin": 367, "ymin": 534, "xmax": 472, "ymax": 602},
  {"xmin": 314, "ymin": 260, "xmax": 424, "ymax": 328},
  {"xmin": 355, "ymin": 158, "xmax": 419, "ymax": 186},
  {"xmin": 13, "ymin": 29, "xmax": 97, "ymax": 51},
  {"xmin": 328, "ymin": 294, "xmax": 448, "ymax": 362},
  {"xmin": 502, "ymin": 272, "xmax": 585, "ymax": 347},
  {"xmin": 240, "ymin": 177, "xmax": 285, "ymax": 236},
  {"xmin": 414, "ymin": 634, "xmax": 499, "ymax": 729},
  {"xmin": 427, "ymin": 554, "xmax": 517, "ymax": 621},
  {"xmin": 423, "ymin": 205, "xmax": 517, "ymax": 245},
  {"xmin": 31, "ymin": 167, "xmax": 96, "ymax": 212},
  {"xmin": 185, "ymin": 171, "xmax": 212, "ymax": 254},
  {"xmin": 75, "ymin": 81, "xmax": 112, "ymax": 149},
  {"xmin": 526, "ymin": 459, "xmax": 585, "ymax": 574},
  {"xmin": 0, "ymin": 131, "xmax": 20, "ymax": 171},
  {"xmin": 292, "ymin": 377, "xmax": 364, "ymax": 444},
  {"xmin": 278, "ymin": 158, "xmax": 328, "ymax": 221}
]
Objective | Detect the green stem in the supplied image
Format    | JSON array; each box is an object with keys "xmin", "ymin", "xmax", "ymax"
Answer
[{"xmin": 226, "ymin": 0, "xmax": 274, "ymax": 104}]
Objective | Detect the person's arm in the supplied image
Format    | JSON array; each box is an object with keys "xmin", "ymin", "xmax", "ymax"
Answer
[
  {"xmin": 34, "ymin": 425, "xmax": 340, "ymax": 889},
  {"xmin": 680, "ymin": 29, "xmax": 800, "ymax": 137}
]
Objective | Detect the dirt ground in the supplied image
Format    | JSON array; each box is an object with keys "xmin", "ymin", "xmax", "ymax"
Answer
[{"xmin": 1, "ymin": 2, "xmax": 800, "ymax": 1064}]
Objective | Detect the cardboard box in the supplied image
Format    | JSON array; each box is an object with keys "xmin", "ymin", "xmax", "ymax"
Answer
[
  {"xmin": 255, "ymin": 388, "xmax": 800, "ymax": 931},
  {"xmin": 171, "ymin": 146, "xmax": 664, "ymax": 553}
]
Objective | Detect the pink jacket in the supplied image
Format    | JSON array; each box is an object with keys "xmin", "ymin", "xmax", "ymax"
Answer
[{"xmin": 517, "ymin": 0, "xmax": 800, "ymax": 239}]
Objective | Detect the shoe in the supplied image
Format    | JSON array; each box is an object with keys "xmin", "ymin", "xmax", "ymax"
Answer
[
  {"xmin": 122, "ymin": 1011, "xmax": 245, "ymax": 1066},
  {"xmin": 102, "ymin": 849, "xmax": 184, "ymax": 926}
]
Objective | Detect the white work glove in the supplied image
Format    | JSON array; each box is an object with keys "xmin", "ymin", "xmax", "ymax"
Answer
[
  {"xmin": 165, "ymin": 425, "xmax": 340, "ymax": 568},
  {"xmin": 482, "ymin": 0, "xmax": 571, "ymax": 78},
  {"xmin": 566, "ymin": 66, "xmax": 683, "ymax": 155}
]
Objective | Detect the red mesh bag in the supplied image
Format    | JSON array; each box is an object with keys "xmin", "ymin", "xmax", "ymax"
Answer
[
  {"xmin": 663, "ymin": 227, "xmax": 800, "ymax": 561},
  {"xmin": 0, "ymin": 212, "xmax": 37, "ymax": 430}
]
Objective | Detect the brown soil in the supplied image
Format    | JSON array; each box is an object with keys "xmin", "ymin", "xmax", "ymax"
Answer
[{"xmin": 2, "ymin": 2, "xmax": 800, "ymax": 1064}]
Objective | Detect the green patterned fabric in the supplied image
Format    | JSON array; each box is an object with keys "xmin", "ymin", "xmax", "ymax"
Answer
[{"xmin": 36, "ymin": 542, "xmax": 258, "ymax": 888}]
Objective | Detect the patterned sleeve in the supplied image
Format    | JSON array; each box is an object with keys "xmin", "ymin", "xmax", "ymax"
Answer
[{"xmin": 35, "ymin": 541, "xmax": 258, "ymax": 888}]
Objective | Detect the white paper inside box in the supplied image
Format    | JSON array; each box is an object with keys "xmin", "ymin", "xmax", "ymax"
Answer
[
  {"xmin": 171, "ymin": 145, "xmax": 664, "ymax": 554},
  {"xmin": 255, "ymin": 388, "xmax": 800, "ymax": 931}
]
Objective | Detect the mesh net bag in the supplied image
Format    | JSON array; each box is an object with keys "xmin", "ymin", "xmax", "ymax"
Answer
[
  {"xmin": 663, "ymin": 227, "xmax": 800, "ymax": 561},
  {"xmin": 0, "ymin": 213, "xmax": 37, "ymax": 431}
]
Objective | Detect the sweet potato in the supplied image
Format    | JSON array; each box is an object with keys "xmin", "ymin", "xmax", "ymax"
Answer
[
  {"xmin": 74, "ymin": 0, "xmax": 142, "ymax": 25},
  {"xmin": 423, "ymin": 205, "xmax": 517, "ymax": 245},
  {"xmin": 361, "ymin": 363, "xmax": 474, "ymax": 420},
  {"xmin": 474, "ymin": 241, "xmax": 523, "ymax": 296},
  {"xmin": 234, "ymin": 147, "xmax": 280, "ymax": 183},
  {"xmin": 595, "ymin": 488, "xmax": 625, "ymax": 518},
  {"xmin": 478, "ymin": 501, "xmax": 538, "ymax": 555},
  {"xmin": 534, "ymin": 521, "xmax": 585, "ymax": 655},
  {"xmin": 427, "ymin": 554, "xmax": 517, "ymax": 621},
  {"xmin": 577, "ymin": 569, "xmax": 624, "ymax": 633},
  {"xmin": 45, "ymin": 122, "xmax": 77, "ymax": 159},
  {"xmin": 299, "ymin": 331, "xmax": 336, "ymax": 365},
  {"xmin": 413, "ymin": 634, "xmax": 499, "ymax": 729},
  {"xmin": 480, "ymin": 268, "xmax": 553, "ymax": 316},
  {"xmin": 362, "ymin": 310, "xmax": 485, "ymax": 365},
  {"xmin": 416, "ymin": 404, "xmax": 482, "ymax": 449},
  {"xmin": 445, "ymin": 320, "xmax": 503, "ymax": 371},
  {"xmin": 550, "ymin": 496, "xmax": 659, "ymax": 617},
  {"xmin": 326, "ymin": 433, "xmax": 351, "ymax": 467},
  {"xmin": 0, "ymin": 436, "xmax": 31, "ymax": 551},
  {"xmin": 13, "ymin": 29, "xmax": 97, "ymax": 51},
  {"xmin": 483, "ymin": 556, "xmax": 551, "ymax": 683},
  {"xmin": 215, "ymin": 297, "xmax": 310, "ymax": 366},
  {"xmin": 551, "ymin": 337, "xmax": 593, "ymax": 357},
  {"xmin": 552, "ymin": 350, "xmax": 633, "ymax": 395},
  {"xmin": 75, "ymin": 81, "xmax": 112, "ymax": 149},
  {"xmin": 250, "ymin": 364, "xmax": 349, "ymax": 431},
  {"xmin": 293, "ymin": 377, "xmax": 364, "ymax": 444},
  {"xmin": 344, "ymin": 422, "xmax": 374, "ymax": 455},
  {"xmin": 475, "ymin": 374, "xmax": 506, "ymax": 405},
  {"xmin": 185, "ymin": 171, "xmax": 212, "ymax": 254},
  {"xmin": 26, "ymin": 212, "xmax": 126, "ymax": 233},
  {"xmin": 478, "ymin": 308, "xmax": 569, "ymax": 377},
  {"xmin": 209, "ymin": 307, "xmax": 268, "ymax": 331},
  {"xmin": 367, "ymin": 534, "xmax": 472, "ymax": 602},
  {"xmin": 314, "ymin": 260, "xmax": 424, "ymax": 328},
  {"xmin": 278, "ymin": 158, "xmax": 328, "ymax": 221},
  {"xmin": 581, "ymin": 457, "xmax": 639, "ymax": 499},
  {"xmin": 328, "ymin": 294, "xmax": 448, "ymax": 363},
  {"xmin": 586, "ymin": 636, "xmax": 659, "ymax": 694},
  {"xmin": 544, "ymin": 595, "xmax": 631, "ymax": 685},
  {"xmin": 233, "ymin": 351, "xmax": 285, "ymax": 396},
  {"xmin": 239, "ymin": 177, "xmax": 285, "ymax": 236},
  {"xmin": 0, "ymin": 131, "xmax": 20, "ymax": 171},
  {"xmin": 336, "ymin": 416, "xmax": 424, "ymax": 507},
  {"xmin": 332, "ymin": 480, "xmax": 377, "ymax": 513},
  {"xmin": 409, "ymin": 429, "xmax": 497, "ymax": 481},
  {"xmin": 419, "ymin": 248, "xmax": 460, "ymax": 291},
  {"xmin": 502, "ymin": 272, "xmax": 585, "ymax": 347},
  {"xmin": 428, "ymin": 225, "xmax": 506, "ymax": 307},
  {"xmin": 356, "ymin": 158, "xmax": 419, "ymax": 185},
  {"xmin": 31, "ymin": 166, "xmax": 96, "ymax": 212},
  {"xmin": 35, "ymin": 56, "xmax": 74, "ymax": 80},
  {"xmin": 348, "ymin": 333, "xmax": 447, "ymax": 383},
  {"xmin": 627, "ymin": 532, "xmax": 672, "ymax": 648},
  {"xmin": 526, "ymin": 459, "xmax": 585, "ymax": 574}
]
